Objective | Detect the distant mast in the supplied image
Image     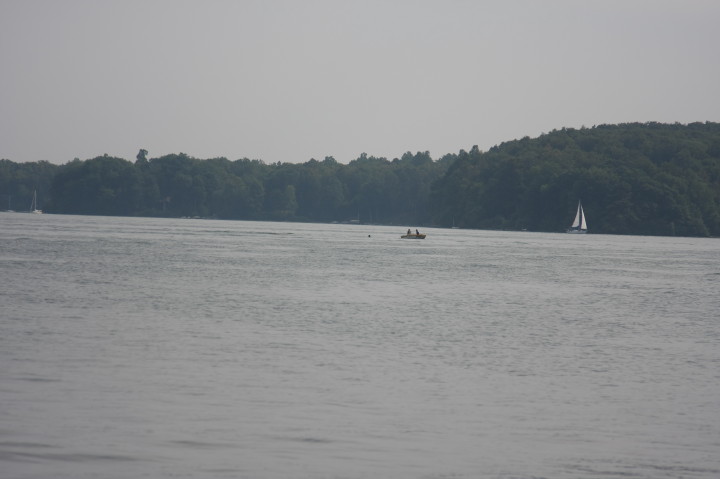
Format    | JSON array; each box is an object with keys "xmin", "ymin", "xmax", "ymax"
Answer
[{"xmin": 30, "ymin": 190, "xmax": 43, "ymax": 214}]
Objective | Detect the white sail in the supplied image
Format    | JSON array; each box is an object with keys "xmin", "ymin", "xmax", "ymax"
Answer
[
  {"xmin": 579, "ymin": 205, "xmax": 587, "ymax": 230},
  {"xmin": 567, "ymin": 200, "xmax": 587, "ymax": 233},
  {"xmin": 571, "ymin": 205, "xmax": 582, "ymax": 228}
]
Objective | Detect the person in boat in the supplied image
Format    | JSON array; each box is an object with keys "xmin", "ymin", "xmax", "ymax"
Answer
[
  {"xmin": 415, "ymin": 229, "xmax": 420, "ymax": 235},
  {"xmin": 407, "ymin": 228, "xmax": 411, "ymax": 236}
]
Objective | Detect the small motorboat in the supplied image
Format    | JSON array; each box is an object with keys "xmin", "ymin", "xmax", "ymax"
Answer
[{"xmin": 401, "ymin": 233, "xmax": 426, "ymax": 239}]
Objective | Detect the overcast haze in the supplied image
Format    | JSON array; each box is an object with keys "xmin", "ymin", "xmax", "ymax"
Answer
[{"xmin": 2, "ymin": 0, "xmax": 719, "ymax": 165}]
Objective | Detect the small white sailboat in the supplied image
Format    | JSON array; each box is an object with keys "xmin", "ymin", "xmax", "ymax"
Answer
[
  {"xmin": 30, "ymin": 190, "xmax": 43, "ymax": 214},
  {"xmin": 567, "ymin": 200, "xmax": 587, "ymax": 234}
]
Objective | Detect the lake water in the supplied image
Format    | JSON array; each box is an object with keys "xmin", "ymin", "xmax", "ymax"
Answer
[{"xmin": 1, "ymin": 213, "xmax": 719, "ymax": 479}]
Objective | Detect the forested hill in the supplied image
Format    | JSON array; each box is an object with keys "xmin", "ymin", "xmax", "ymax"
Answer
[
  {"xmin": 1, "ymin": 122, "xmax": 719, "ymax": 237},
  {"xmin": 432, "ymin": 122, "xmax": 720, "ymax": 236}
]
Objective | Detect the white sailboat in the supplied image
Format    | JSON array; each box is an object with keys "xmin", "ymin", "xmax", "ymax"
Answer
[
  {"xmin": 30, "ymin": 190, "xmax": 43, "ymax": 214},
  {"xmin": 567, "ymin": 200, "xmax": 587, "ymax": 234}
]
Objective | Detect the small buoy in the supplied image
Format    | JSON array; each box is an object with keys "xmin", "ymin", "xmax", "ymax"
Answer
[{"xmin": 368, "ymin": 234, "xmax": 371, "ymax": 237}]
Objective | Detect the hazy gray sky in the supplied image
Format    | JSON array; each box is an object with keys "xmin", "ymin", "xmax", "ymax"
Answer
[{"xmin": 2, "ymin": 0, "xmax": 719, "ymax": 165}]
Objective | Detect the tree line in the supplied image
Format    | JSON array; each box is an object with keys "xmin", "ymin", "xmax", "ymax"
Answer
[
  {"xmin": 2, "ymin": 122, "xmax": 719, "ymax": 237},
  {"xmin": 1, "ymin": 151, "xmax": 451, "ymax": 226}
]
